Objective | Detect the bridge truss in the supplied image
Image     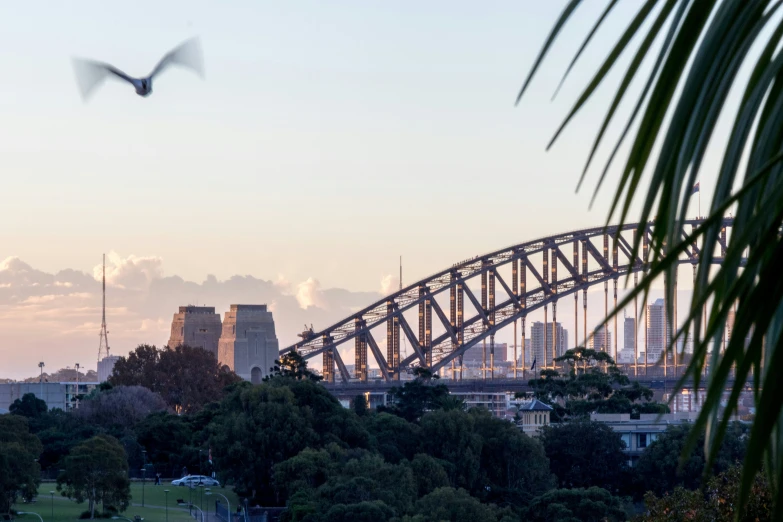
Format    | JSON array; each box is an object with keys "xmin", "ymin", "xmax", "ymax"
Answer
[{"xmin": 282, "ymin": 219, "xmax": 734, "ymax": 383}]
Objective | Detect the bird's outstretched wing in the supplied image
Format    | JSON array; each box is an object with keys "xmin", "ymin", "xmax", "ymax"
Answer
[
  {"xmin": 72, "ymin": 58, "xmax": 136, "ymax": 101},
  {"xmin": 148, "ymin": 37, "xmax": 204, "ymax": 80}
]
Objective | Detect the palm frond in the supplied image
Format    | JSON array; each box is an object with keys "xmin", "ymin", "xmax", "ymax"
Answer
[{"xmin": 520, "ymin": 0, "xmax": 783, "ymax": 516}]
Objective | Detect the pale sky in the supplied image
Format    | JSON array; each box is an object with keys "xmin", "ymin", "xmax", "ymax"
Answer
[{"xmin": 0, "ymin": 2, "xmax": 729, "ymax": 377}]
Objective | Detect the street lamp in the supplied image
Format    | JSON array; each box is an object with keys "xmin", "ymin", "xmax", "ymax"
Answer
[
  {"xmin": 18, "ymin": 512, "xmax": 44, "ymax": 522},
  {"xmin": 179, "ymin": 502, "xmax": 204, "ymax": 522},
  {"xmin": 205, "ymin": 489, "xmax": 230, "ymax": 522},
  {"xmin": 164, "ymin": 489, "xmax": 169, "ymax": 522},
  {"xmin": 38, "ymin": 362, "xmax": 45, "ymax": 403},
  {"xmin": 198, "ymin": 483, "xmax": 205, "ymax": 514},
  {"xmin": 141, "ymin": 449, "xmax": 147, "ymax": 508},
  {"xmin": 74, "ymin": 363, "xmax": 81, "ymax": 409},
  {"xmin": 49, "ymin": 491, "xmax": 55, "ymax": 520}
]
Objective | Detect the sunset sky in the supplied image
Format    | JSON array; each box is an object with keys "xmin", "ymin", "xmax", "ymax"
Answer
[{"xmin": 0, "ymin": 2, "xmax": 724, "ymax": 377}]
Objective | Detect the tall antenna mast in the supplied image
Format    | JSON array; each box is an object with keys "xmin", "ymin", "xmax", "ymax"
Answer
[{"xmin": 98, "ymin": 253, "xmax": 110, "ymax": 363}]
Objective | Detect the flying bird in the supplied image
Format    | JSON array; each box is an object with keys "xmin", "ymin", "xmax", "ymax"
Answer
[{"xmin": 72, "ymin": 37, "xmax": 204, "ymax": 101}]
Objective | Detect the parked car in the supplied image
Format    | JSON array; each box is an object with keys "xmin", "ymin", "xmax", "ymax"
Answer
[{"xmin": 171, "ymin": 475, "xmax": 220, "ymax": 487}]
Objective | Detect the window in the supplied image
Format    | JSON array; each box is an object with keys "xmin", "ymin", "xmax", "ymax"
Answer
[
  {"xmin": 621, "ymin": 433, "xmax": 631, "ymax": 449},
  {"xmin": 638, "ymin": 433, "xmax": 648, "ymax": 448},
  {"xmin": 232, "ymin": 325, "xmax": 235, "ymax": 335},
  {"xmin": 650, "ymin": 433, "xmax": 659, "ymax": 443},
  {"xmin": 180, "ymin": 327, "xmax": 184, "ymax": 335}
]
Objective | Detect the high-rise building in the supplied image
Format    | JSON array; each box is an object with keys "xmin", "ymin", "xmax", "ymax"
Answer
[
  {"xmin": 624, "ymin": 317, "xmax": 636, "ymax": 352},
  {"xmin": 167, "ymin": 306, "xmax": 223, "ymax": 357},
  {"xmin": 646, "ymin": 298, "xmax": 670, "ymax": 362},
  {"xmin": 589, "ymin": 328, "xmax": 612, "ymax": 352},
  {"xmin": 462, "ymin": 342, "xmax": 508, "ymax": 365},
  {"xmin": 531, "ymin": 322, "xmax": 568, "ymax": 368},
  {"xmin": 726, "ymin": 310, "xmax": 752, "ymax": 348},
  {"xmin": 218, "ymin": 304, "xmax": 279, "ymax": 384},
  {"xmin": 97, "ymin": 355, "xmax": 120, "ymax": 382}
]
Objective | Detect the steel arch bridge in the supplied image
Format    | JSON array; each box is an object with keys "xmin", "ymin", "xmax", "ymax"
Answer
[{"xmin": 282, "ymin": 218, "xmax": 734, "ymax": 383}]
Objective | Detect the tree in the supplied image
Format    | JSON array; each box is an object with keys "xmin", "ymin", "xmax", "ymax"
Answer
[
  {"xmin": 640, "ymin": 465, "xmax": 773, "ymax": 522},
  {"xmin": 352, "ymin": 394, "xmax": 368, "ymax": 416},
  {"xmin": 267, "ymin": 349, "xmax": 323, "ymax": 382},
  {"xmin": 109, "ymin": 344, "xmax": 242, "ymax": 413},
  {"xmin": 0, "ymin": 415, "xmax": 42, "ymax": 516},
  {"xmin": 208, "ymin": 378, "xmax": 369, "ymax": 505},
  {"xmin": 539, "ymin": 420, "xmax": 629, "ymax": 494},
  {"xmin": 525, "ymin": 488, "xmax": 629, "ymax": 522},
  {"xmin": 363, "ymin": 412, "xmax": 421, "ymax": 464},
  {"xmin": 634, "ymin": 422, "xmax": 748, "ymax": 497},
  {"xmin": 9, "ymin": 393, "xmax": 47, "ymax": 418},
  {"xmin": 57, "ymin": 435, "xmax": 131, "ymax": 519},
  {"xmin": 409, "ymin": 454, "xmax": 450, "ymax": 497},
  {"xmin": 378, "ymin": 369, "xmax": 460, "ymax": 423},
  {"xmin": 520, "ymin": 1, "xmax": 783, "ymax": 514},
  {"xmin": 526, "ymin": 348, "xmax": 668, "ymax": 422},
  {"xmin": 406, "ymin": 487, "xmax": 500, "ymax": 522},
  {"xmin": 76, "ymin": 385, "xmax": 168, "ymax": 429}
]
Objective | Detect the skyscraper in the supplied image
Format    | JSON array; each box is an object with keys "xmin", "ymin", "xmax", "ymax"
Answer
[
  {"xmin": 624, "ymin": 316, "xmax": 636, "ymax": 351},
  {"xmin": 589, "ymin": 328, "xmax": 612, "ymax": 352},
  {"xmin": 646, "ymin": 298, "xmax": 671, "ymax": 362},
  {"xmin": 531, "ymin": 321, "xmax": 568, "ymax": 368}
]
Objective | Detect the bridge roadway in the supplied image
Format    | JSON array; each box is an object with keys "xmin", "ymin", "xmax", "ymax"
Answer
[{"xmin": 321, "ymin": 377, "xmax": 736, "ymax": 395}]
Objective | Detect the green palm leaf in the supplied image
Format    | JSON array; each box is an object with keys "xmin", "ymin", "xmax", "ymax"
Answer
[{"xmin": 520, "ymin": 0, "xmax": 783, "ymax": 517}]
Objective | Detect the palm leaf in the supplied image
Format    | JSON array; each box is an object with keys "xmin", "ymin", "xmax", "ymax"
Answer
[{"xmin": 519, "ymin": 0, "xmax": 783, "ymax": 517}]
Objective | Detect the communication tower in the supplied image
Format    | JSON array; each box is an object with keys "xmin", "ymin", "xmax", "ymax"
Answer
[{"xmin": 98, "ymin": 253, "xmax": 110, "ymax": 363}]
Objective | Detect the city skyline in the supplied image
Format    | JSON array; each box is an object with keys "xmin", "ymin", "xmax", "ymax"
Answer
[{"xmin": 1, "ymin": 1, "xmax": 728, "ymax": 378}]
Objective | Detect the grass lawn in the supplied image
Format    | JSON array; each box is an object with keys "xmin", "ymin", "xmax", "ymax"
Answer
[{"xmin": 12, "ymin": 483, "xmax": 241, "ymax": 522}]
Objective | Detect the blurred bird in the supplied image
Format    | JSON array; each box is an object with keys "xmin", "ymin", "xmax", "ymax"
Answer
[{"xmin": 72, "ymin": 37, "xmax": 204, "ymax": 101}]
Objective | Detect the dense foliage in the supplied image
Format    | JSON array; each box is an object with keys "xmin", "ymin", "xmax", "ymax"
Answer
[
  {"xmin": 2, "ymin": 351, "xmax": 761, "ymax": 521},
  {"xmin": 56, "ymin": 435, "xmax": 131, "ymax": 519},
  {"xmin": 0, "ymin": 415, "xmax": 42, "ymax": 516},
  {"xmin": 109, "ymin": 344, "xmax": 242, "ymax": 413}
]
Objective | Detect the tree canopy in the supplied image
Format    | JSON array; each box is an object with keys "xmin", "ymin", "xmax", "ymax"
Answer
[
  {"xmin": 539, "ymin": 420, "xmax": 629, "ymax": 494},
  {"xmin": 57, "ymin": 434, "xmax": 131, "ymax": 519},
  {"xmin": 526, "ymin": 348, "xmax": 669, "ymax": 421},
  {"xmin": 0, "ymin": 415, "xmax": 42, "ymax": 516},
  {"xmin": 109, "ymin": 344, "xmax": 242, "ymax": 413}
]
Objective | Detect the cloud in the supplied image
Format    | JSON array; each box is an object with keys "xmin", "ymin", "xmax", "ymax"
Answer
[
  {"xmin": 94, "ymin": 252, "xmax": 164, "ymax": 290},
  {"xmin": 0, "ymin": 256, "xmax": 386, "ymax": 380},
  {"xmin": 380, "ymin": 274, "xmax": 400, "ymax": 295},
  {"xmin": 295, "ymin": 277, "xmax": 325, "ymax": 309}
]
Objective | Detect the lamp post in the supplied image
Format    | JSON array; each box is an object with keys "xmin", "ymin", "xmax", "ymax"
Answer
[
  {"xmin": 74, "ymin": 363, "xmax": 81, "ymax": 409},
  {"xmin": 164, "ymin": 489, "xmax": 169, "ymax": 522},
  {"xmin": 18, "ymin": 512, "xmax": 44, "ymax": 522},
  {"xmin": 141, "ymin": 449, "xmax": 147, "ymax": 507},
  {"xmin": 179, "ymin": 503, "xmax": 204, "ymax": 522},
  {"xmin": 38, "ymin": 362, "xmax": 45, "ymax": 402},
  {"xmin": 50, "ymin": 490, "xmax": 55, "ymax": 520},
  {"xmin": 205, "ymin": 489, "xmax": 230, "ymax": 522},
  {"xmin": 199, "ymin": 483, "xmax": 205, "ymax": 515}
]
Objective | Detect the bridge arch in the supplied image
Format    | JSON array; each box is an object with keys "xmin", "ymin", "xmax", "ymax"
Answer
[{"xmin": 283, "ymin": 219, "xmax": 733, "ymax": 383}]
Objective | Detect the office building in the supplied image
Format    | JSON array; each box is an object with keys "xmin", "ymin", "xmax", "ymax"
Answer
[
  {"xmin": 97, "ymin": 355, "xmax": 120, "ymax": 382},
  {"xmin": 646, "ymin": 298, "xmax": 670, "ymax": 362},
  {"xmin": 0, "ymin": 382, "xmax": 99, "ymax": 412},
  {"xmin": 531, "ymin": 321, "xmax": 568, "ymax": 368},
  {"xmin": 589, "ymin": 327, "xmax": 612, "ymax": 352},
  {"xmin": 462, "ymin": 342, "xmax": 508, "ymax": 365}
]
